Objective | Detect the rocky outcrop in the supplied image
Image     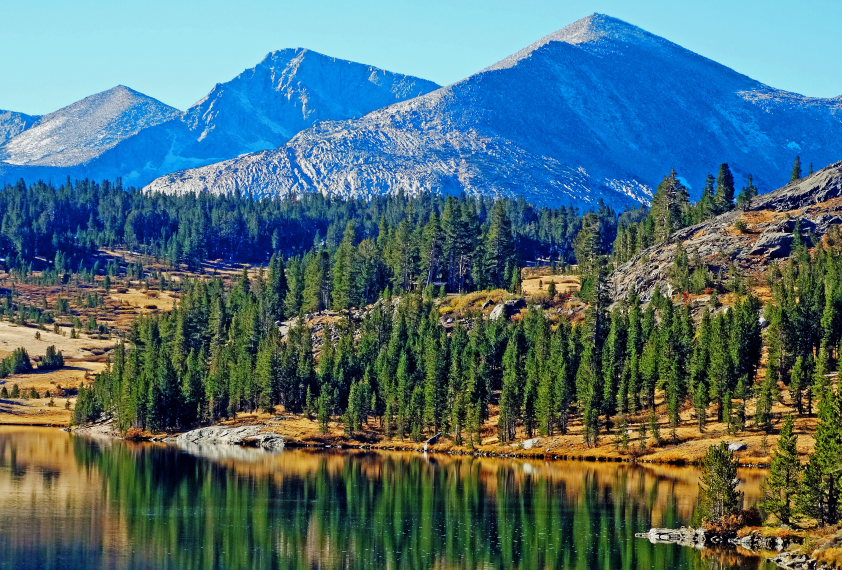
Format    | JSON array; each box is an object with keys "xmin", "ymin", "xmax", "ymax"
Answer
[
  {"xmin": 612, "ymin": 162, "xmax": 842, "ymax": 303},
  {"xmin": 636, "ymin": 527, "xmax": 734, "ymax": 548},
  {"xmin": 768, "ymin": 552, "xmax": 830, "ymax": 570},
  {"xmin": 490, "ymin": 299, "xmax": 527, "ymax": 321},
  {"xmin": 167, "ymin": 425, "xmax": 284, "ymax": 451},
  {"xmin": 639, "ymin": 527, "xmax": 814, "ymax": 570}
]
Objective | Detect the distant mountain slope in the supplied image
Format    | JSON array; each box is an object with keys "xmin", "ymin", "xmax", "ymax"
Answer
[
  {"xmin": 0, "ymin": 50, "xmax": 438, "ymax": 186},
  {"xmin": 0, "ymin": 110, "xmax": 38, "ymax": 145},
  {"xmin": 0, "ymin": 86, "xmax": 179, "ymax": 167},
  {"xmin": 146, "ymin": 13, "xmax": 842, "ymax": 209},
  {"xmin": 611, "ymin": 161, "xmax": 842, "ymax": 302}
]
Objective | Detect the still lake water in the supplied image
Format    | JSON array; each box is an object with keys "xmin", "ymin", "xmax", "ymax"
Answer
[{"xmin": 0, "ymin": 427, "xmax": 773, "ymax": 570}]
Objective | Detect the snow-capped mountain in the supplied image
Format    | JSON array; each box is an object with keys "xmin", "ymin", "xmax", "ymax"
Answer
[
  {"xmin": 0, "ymin": 86, "xmax": 179, "ymax": 167},
  {"xmin": 0, "ymin": 50, "xmax": 439, "ymax": 186},
  {"xmin": 0, "ymin": 110, "xmax": 39, "ymax": 145},
  {"xmin": 146, "ymin": 14, "xmax": 842, "ymax": 209}
]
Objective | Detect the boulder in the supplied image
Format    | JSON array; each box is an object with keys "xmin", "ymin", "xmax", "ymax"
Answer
[
  {"xmin": 489, "ymin": 303, "xmax": 507, "ymax": 321},
  {"xmin": 521, "ymin": 437, "xmax": 540, "ymax": 450}
]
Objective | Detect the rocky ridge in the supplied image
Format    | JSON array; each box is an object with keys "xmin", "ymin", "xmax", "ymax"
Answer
[
  {"xmin": 611, "ymin": 161, "xmax": 842, "ymax": 303},
  {"xmin": 145, "ymin": 14, "xmax": 842, "ymax": 209}
]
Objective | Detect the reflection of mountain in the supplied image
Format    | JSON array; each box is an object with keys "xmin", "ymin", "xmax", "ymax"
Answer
[{"xmin": 0, "ymin": 428, "xmax": 767, "ymax": 569}]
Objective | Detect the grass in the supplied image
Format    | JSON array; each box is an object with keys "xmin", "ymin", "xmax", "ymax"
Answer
[{"xmin": 438, "ymin": 289, "xmax": 512, "ymax": 315}]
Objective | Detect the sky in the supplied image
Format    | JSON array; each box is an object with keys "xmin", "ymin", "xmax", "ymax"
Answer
[{"xmin": 2, "ymin": 0, "xmax": 841, "ymax": 115}]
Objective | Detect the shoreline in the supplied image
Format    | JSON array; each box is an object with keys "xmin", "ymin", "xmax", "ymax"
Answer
[
  {"xmin": 638, "ymin": 527, "xmax": 831, "ymax": 570},
  {"xmin": 66, "ymin": 420, "xmax": 776, "ymax": 468}
]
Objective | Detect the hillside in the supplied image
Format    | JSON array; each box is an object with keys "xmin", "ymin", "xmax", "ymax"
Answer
[
  {"xmin": 146, "ymin": 13, "xmax": 842, "ymax": 209},
  {"xmin": 611, "ymin": 161, "xmax": 842, "ymax": 302}
]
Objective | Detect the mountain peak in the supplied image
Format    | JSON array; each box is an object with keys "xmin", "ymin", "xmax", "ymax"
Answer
[
  {"xmin": 548, "ymin": 13, "xmax": 644, "ymax": 44},
  {"xmin": 488, "ymin": 13, "xmax": 664, "ymax": 72},
  {"xmin": 0, "ymin": 85, "xmax": 179, "ymax": 167}
]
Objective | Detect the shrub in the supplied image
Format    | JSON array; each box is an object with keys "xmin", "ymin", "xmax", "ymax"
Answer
[{"xmin": 39, "ymin": 346, "xmax": 64, "ymax": 370}]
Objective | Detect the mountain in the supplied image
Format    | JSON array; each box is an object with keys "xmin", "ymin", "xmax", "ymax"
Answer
[
  {"xmin": 0, "ymin": 110, "xmax": 39, "ymax": 145},
  {"xmin": 0, "ymin": 86, "xmax": 179, "ymax": 167},
  {"xmin": 145, "ymin": 13, "xmax": 842, "ymax": 209},
  {"xmin": 611, "ymin": 161, "xmax": 842, "ymax": 303},
  {"xmin": 0, "ymin": 50, "xmax": 439, "ymax": 186}
]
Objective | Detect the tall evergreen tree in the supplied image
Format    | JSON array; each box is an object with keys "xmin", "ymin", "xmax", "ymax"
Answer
[{"xmin": 761, "ymin": 414, "xmax": 801, "ymax": 525}]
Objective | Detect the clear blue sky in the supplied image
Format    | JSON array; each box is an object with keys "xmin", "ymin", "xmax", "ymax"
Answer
[{"xmin": 3, "ymin": 0, "xmax": 841, "ymax": 115}]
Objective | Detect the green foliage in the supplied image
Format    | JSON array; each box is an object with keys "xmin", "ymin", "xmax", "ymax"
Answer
[
  {"xmin": 0, "ymin": 347, "xmax": 33, "ymax": 378},
  {"xmin": 761, "ymin": 415, "xmax": 801, "ymax": 525},
  {"xmin": 800, "ymin": 388, "xmax": 842, "ymax": 525},
  {"xmin": 697, "ymin": 442, "xmax": 743, "ymax": 523},
  {"xmin": 791, "ymin": 155, "xmax": 803, "ymax": 182},
  {"xmin": 39, "ymin": 345, "xmax": 65, "ymax": 371}
]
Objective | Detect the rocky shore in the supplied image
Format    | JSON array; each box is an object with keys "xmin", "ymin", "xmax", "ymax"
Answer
[
  {"xmin": 164, "ymin": 425, "xmax": 285, "ymax": 451},
  {"xmin": 637, "ymin": 527, "xmax": 830, "ymax": 570}
]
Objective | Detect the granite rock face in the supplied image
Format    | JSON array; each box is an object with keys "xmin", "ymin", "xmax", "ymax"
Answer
[
  {"xmin": 146, "ymin": 14, "xmax": 842, "ymax": 209},
  {"xmin": 611, "ymin": 162, "xmax": 842, "ymax": 303},
  {"xmin": 167, "ymin": 425, "xmax": 285, "ymax": 451}
]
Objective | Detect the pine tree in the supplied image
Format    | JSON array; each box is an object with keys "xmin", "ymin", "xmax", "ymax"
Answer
[
  {"xmin": 761, "ymin": 414, "xmax": 801, "ymax": 525},
  {"xmin": 649, "ymin": 170, "xmax": 690, "ymax": 242},
  {"xmin": 800, "ymin": 388, "xmax": 842, "ymax": 525},
  {"xmin": 266, "ymin": 253, "xmax": 287, "ymax": 321},
  {"xmin": 331, "ymin": 222, "xmax": 359, "ymax": 311},
  {"xmin": 284, "ymin": 257, "xmax": 304, "ymax": 316},
  {"xmin": 302, "ymin": 250, "xmax": 331, "ymax": 313},
  {"xmin": 482, "ymin": 202, "xmax": 517, "ymax": 289},
  {"xmin": 694, "ymin": 174, "xmax": 717, "ymax": 222},
  {"xmin": 697, "ymin": 442, "xmax": 744, "ymax": 523},
  {"xmin": 255, "ymin": 338, "xmax": 278, "ymax": 413},
  {"xmin": 736, "ymin": 175, "xmax": 759, "ymax": 209},
  {"xmin": 669, "ymin": 243, "xmax": 691, "ymax": 293},
  {"xmin": 714, "ymin": 163, "xmax": 735, "ymax": 214},
  {"xmin": 498, "ymin": 330, "xmax": 522, "ymax": 443},
  {"xmin": 791, "ymin": 155, "xmax": 803, "ymax": 182}
]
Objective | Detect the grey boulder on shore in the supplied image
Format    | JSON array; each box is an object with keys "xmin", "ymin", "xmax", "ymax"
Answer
[{"xmin": 166, "ymin": 425, "xmax": 285, "ymax": 451}]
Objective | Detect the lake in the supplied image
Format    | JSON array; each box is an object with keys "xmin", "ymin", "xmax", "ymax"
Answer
[{"xmin": 0, "ymin": 426, "xmax": 774, "ymax": 569}]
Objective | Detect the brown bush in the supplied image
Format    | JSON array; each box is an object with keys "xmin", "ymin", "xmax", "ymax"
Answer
[
  {"xmin": 124, "ymin": 427, "xmax": 145, "ymax": 440},
  {"xmin": 703, "ymin": 508, "xmax": 762, "ymax": 531}
]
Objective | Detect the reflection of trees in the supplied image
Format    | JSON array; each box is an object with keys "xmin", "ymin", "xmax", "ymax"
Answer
[
  {"xmin": 76, "ymin": 444, "xmax": 753, "ymax": 569},
  {"xmin": 0, "ymin": 431, "xmax": 768, "ymax": 570}
]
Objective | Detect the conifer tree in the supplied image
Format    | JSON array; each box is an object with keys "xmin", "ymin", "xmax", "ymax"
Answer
[
  {"xmin": 714, "ymin": 163, "xmax": 735, "ymax": 214},
  {"xmin": 649, "ymin": 170, "xmax": 690, "ymax": 242},
  {"xmin": 736, "ymin": 175, "xmax": 759, "ymax": 209},
  {"xmin": 331, "ymin": 222, "xmax": 359, "ymax": 311},
  {"xmin": 482, "ymin": 202, "xmax": 517, "ymax": 289},
  {"xmin": 761, "ymin": 414, "xmax": 801, "ymax": 525},
  {"xmin": 694, "ymin": 174, "xmax": 717, "ymax": 222},
  {"xmin": 800, "ymin": 388, "xmax": 842, "ymax": 525},
  {"xmin": 498, "ymin": 330, "xmax": 522, "ymax": 443},
  {"xmin": 697, "ymin": 442, "xmax": 744, "ymax": 523},
  {"xmin": 791, "ymin": 155, "xmax": 803, "ymax": 182},
  {"xmin": 266, "ymin": 253, "xmax": 287, "ymax": 321}
]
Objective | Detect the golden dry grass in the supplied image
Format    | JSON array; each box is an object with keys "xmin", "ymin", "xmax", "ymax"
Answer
[
  {"xmin": 438, "ymin": 289, "xmax": 513, "ymax": 315},
  {"xmin": 520, "ymin": 274, "xmax": 580, "ymax": 297},
  {"xmin": 109, "ymin": 287, "xmax": 178, "ymax": 312}
]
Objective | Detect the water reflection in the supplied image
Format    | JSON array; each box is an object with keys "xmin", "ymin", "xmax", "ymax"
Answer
[{"xmin": 0, "ymin": 427, "xmax": 772, "ymax": 570}]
